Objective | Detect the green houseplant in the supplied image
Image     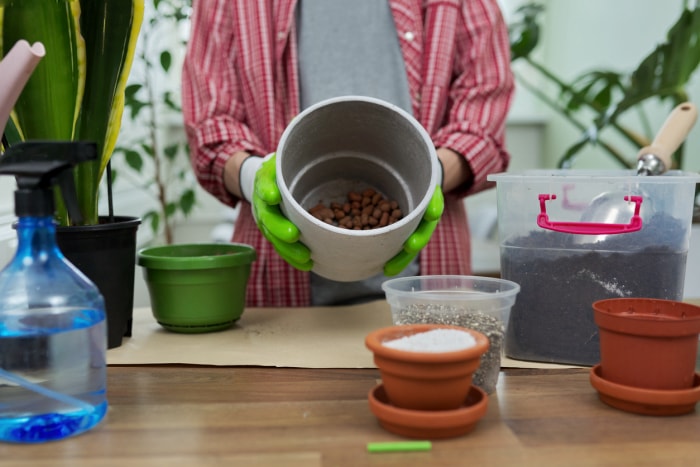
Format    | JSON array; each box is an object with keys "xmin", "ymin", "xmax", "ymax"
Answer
[
  {"xmin": 509, "ymin": 2, "xmax": 700, "ymax": 171},
  {"xmin": 114, "ymin": 0, "xmax": 196, "ymax": 244},
  {"xmin": 1, "ymin": 0, "xmax": 144, "ymax": 226},
  {"xmin": 0, "ymin": 0, "xmax": 146, "ymax": 348}
]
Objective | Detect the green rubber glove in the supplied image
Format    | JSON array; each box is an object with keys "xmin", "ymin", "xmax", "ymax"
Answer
[
  {"xmin": 251, "ymin": 154, "xmax": 313, "ymax": 271},
  {"xmin": 383, "ymin": 185, "xmax": 444, "ymax": 277}
]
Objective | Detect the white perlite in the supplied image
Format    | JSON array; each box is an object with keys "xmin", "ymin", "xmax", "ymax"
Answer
[{"xmin": 382, "ymin": 329, "xmax": 477, "ymax": 353}]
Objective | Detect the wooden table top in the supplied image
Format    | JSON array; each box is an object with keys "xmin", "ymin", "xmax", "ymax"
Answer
[{"xmin": 3, "ymin": 365, "xmax": 700, "ymax": 466}]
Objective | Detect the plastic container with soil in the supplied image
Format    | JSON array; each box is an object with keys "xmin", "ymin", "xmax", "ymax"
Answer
[{"xmin": 488, "ymin": 169, "xmax": 700, "ymax": 365}]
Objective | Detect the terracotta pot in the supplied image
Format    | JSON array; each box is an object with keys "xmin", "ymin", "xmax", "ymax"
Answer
[
  {"xmin": 593, "ymin": 298, "xmax": 700, "ymax": 390},
  {"xmin": 365, "ymin": 324, "xmax": 489, "ymax": 411}
]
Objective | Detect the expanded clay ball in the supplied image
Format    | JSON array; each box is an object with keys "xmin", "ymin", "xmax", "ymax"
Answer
[{"xmin": 308, "ymin": 188, "xmax": 403, "ymax": 230}]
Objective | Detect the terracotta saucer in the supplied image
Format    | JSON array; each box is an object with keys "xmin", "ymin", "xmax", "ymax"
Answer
[
  {"xmin": 368, "ymin": 383, "xmax": 488, "ymax": 439},
  {"xmin": 589, "ymin": 364, "xmax": 700, "ymax": 416}
]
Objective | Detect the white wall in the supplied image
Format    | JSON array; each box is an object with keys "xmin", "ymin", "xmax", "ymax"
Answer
[{"xmin": 535, "ymin": 0, "xmax": 700, "ymax": 170}]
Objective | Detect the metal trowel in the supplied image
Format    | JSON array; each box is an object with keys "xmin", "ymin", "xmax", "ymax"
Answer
[{"xmin": 572, "ymin": 102, "xmax": 698, "ymax": 243}]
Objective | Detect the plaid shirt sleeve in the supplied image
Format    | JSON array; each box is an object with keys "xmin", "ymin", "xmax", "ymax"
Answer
[
  {"xmin": 433, "ymin": 0, "xmax": 514, "ymax": 195},
  {"xmin": 393, "ymin": 0, "xmax": 514, "ymax": 196}
]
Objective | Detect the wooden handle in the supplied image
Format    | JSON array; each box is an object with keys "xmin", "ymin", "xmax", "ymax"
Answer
[{"xmin": 636, "ymin": 102, "xmax": 698, "ymax": 170}]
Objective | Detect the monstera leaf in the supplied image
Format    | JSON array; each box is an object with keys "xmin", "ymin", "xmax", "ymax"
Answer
[{"xmin": 0, "ymin": 0, "xmax": 144, "ymax": 225}]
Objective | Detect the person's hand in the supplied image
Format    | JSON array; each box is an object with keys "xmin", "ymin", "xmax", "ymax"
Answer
[
  {"xmin": 383, "ymin": 185, "xmax": 444, "ymax": 276},
  {"xmin": 241, "ymin": 154, "xmax": 314, "ymax": 271},
  {"xmin": 240, "ymin": 154, "xmax": 444, "ymax": 277}
]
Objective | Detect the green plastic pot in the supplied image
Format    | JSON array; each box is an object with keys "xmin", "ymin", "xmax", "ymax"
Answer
[{"xmin": 137, "ymin": 243, "xmax": 256, "ymax": 333}]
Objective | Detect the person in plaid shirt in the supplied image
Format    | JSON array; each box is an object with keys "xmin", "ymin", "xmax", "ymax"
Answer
[{"xmin": 182, "ymin": 0, "xmax": 514, "ymax": 307}]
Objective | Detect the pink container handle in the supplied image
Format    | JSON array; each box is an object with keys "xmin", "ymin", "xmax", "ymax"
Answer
[{"xmin": 537, "ymin": 194, "xmax": 643, "ymax": 235}]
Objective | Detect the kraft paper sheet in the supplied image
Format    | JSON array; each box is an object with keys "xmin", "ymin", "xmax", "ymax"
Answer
[{"xmin": 107, "ymin": 300, "xmax": 582, "ymax": 370}]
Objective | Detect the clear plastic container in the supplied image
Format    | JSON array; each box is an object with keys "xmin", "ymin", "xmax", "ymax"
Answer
[
  {"xmin": 381, "ymin": 275, "xmax": 520, "ymax": 394},
  {"xmin": 488, "ymin": 169, "xmax": 700, "ymax": 366}
]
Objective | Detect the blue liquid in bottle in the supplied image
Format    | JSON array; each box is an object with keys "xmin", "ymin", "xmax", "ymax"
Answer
[{"xmin": 0, "ymin": 217, "xmax": 108, "ymax": 443}]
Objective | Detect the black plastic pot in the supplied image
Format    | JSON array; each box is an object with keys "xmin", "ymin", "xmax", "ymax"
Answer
[{"xmin": 56, "ymin": 216, "xmax": 141, "ymax": 349}]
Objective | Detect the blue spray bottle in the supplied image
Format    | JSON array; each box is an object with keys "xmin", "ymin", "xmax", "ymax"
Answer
[{"xmin": 0, "ymin": 141, "xmax": 108, "ymax": 443}]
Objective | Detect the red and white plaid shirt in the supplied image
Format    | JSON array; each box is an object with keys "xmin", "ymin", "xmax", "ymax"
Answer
[{"xmin": 182, "ymin": 0, "xmax": 514, "ymax": 307}]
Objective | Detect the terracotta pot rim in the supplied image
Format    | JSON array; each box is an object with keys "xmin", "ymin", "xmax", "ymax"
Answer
[
  {"xmin": 365, "ymin": 324, "xmax": 490, "ymax": 363},
  {"xmin": 368, "ymin": 383, "xmax": 488, "ymax": 428},
  {"xmin": 593, "ymin": 298, "xmax": 700, "ymax": 337},
  {"xmin": 590, "ymin": 364, "xmax": 700, "ymax": 406}
]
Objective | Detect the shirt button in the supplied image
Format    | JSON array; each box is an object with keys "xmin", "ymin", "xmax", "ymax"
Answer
[
  {"xmin": 277, "ymin": 31, "xmax": 286, "ymax": 40},
  {"xmin": 403, "ymin": 31, "xmax": 415, "ymax": 41}
]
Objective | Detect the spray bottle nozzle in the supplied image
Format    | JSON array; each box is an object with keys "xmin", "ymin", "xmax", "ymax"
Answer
[{"xmin": 0, "ymin": 141, "xmax": 97, "ymax": 220}]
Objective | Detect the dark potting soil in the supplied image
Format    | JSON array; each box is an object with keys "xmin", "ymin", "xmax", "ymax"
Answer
[{"xmin": 501, "ymin": 211, "xmax": 688, "ymax": 366}]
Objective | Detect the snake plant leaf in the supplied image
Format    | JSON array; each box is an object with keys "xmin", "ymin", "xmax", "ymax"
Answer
[
  {"xmin": 1, "ymin": 0, "xmax": 83, "ymax": 226},
  {"xmin": 0, "ymin": 0, "xmax": 144, "ymax": 226},
  {"xmin": 72, "ymin": 0, "xmax": 144, "ymax": 225},
  {"xmin": 1, "ymin": 0, "xmax": 83, "ymax": 142}
]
